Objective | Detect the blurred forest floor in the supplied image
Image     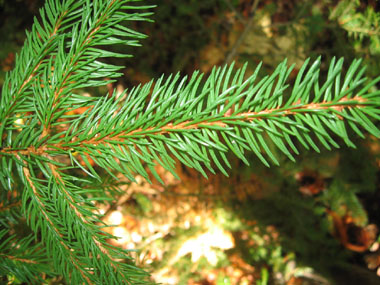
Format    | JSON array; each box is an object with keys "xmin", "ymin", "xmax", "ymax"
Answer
[{"xmin": 2, "ymin": 0, "xmax": 380, "ymax": 284}]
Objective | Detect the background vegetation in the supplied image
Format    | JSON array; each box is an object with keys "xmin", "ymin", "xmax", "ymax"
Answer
[{"xmin": 1, "ymin": 0, "xmax": 380, "ymax": 284}]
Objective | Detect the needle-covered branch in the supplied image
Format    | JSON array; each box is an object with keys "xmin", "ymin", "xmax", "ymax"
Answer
[
  {"xmin": 1, "ymin": 0, "xmax": 380, "ymax": 284},
  {"xmin": 0, "ymin": 229, "xmax": 52, "ymax": 283},
  {"xmin": 6, "ymin": 57, "xmax": 378, "ymax": 182}
]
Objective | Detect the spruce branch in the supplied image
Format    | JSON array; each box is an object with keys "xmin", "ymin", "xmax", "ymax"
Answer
[
  {"xmin": 4, "ymin": 57, "xmax": 377, "ymax": 181},
  {"xmin": 0, "ymin": 229, "xmax": 52, "ymax": 283},
  {"xmin": 1, "ymin": 0, "xmax": 380, "ymax": 284},
  {"xmin": 0, "ymin": 0, "xmax": 83, "ymax": 137},
  {"xmin": 19, "ymin": 155, "xmax": 149, "ymax": 283},
  {"xmin": 1, "ymin": 0, "xmax": 154, "ymax": 283}
]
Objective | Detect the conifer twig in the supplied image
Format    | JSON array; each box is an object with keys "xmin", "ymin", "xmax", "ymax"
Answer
[
  {"xmin": 225, "ymin": 0, "xmax": 260, "ymax": 64},
  {"xmin": 0, "ymin": 0, "xmax": 380, "ymax": 284}
]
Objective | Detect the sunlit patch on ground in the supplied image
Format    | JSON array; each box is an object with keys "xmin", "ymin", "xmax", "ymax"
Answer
[{"xmin": 98, "ymin": 165, "xmax": 324, "ymax": 284}]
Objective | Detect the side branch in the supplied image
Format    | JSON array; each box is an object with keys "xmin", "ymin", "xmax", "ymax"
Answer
[
  {"xmin": 0, "ymin": 96, "xmax": 370, "ymax": 156},
  {"xmin": 7, "ymin": 9, "xmax": 69, "ymax": 117},
  {"xmin": 42, "ymin": 0, "xmax": 135, "ymax": 138},
  {"xmin": 0, "ymin": 254, "xmax": 38, "ymax": 264},
  {"xmin": 20, "ymin": 158, "xmax": 91, "ymax": 283},
  {"xmin": 0, "ymin": 201, "xmax": 21, "ymax": 213},
  {"xmin": 46, "ymin": 157, "xmax": 131, "ymax": 280}
]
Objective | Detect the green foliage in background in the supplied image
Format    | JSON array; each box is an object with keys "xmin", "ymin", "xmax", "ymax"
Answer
[{"xmin": 330, "ymin": 0, "xmax": 380, "ymax": 55}]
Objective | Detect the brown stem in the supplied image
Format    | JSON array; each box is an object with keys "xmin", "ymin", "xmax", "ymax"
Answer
[
  {"xmin": 1, "ymin": 254, "xmax": 38, "ymax": 264},
  {"xmin": 21, "ymin": 158, "xmax": 92, "ymax": 283},
  {"xmin": 42, "ymin": 0, "xmax": 120, "ymax": 138},
  {"xmin": 224, "ymin": 0, "xmax": 260, "ymax": 65},
  {"xmin": 0, "ymin": 201, "xmax": 21, "ymax": 213},
  {"xmin": 0, "ymin": 96, "xmax": 367, "ymax": 157}
]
